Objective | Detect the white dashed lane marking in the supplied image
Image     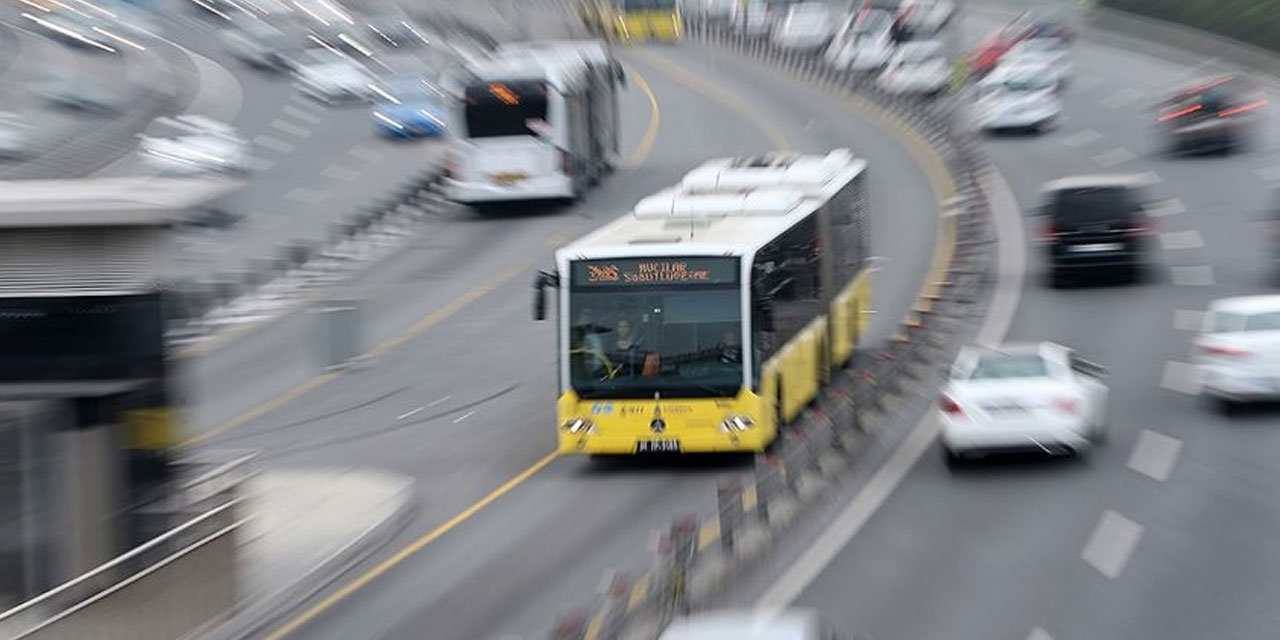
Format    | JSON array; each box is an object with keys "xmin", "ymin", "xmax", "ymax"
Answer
[
  {"xmin": 1061, "ymin": 129, "xmax": 1102, "ymax": 148},
  {"xmin": 1171, "ymin": 265, "xmax": 1215, "ymax": 286},
  {"xmin": 1255, "ymin": 165, "xmax": 1280, "ymax": 182},
  {"xmin": 452, "ymin": 410, "xmax": 476, "ymax": 424},
  {"xmin": 1128, "ymin": 430, "xmax": 1183, "ymax": 482},
  {"xmin": 348, "ymin": 146, "xmax": 385, "ymax": 163},
  {"xmin": 1093, "ymin": 147, "xmax": 1135, "ymax": 168},
  {"xmin": 1160, "ymin": 360, "xmax": 1201, "ymax": 395},
  {"xmin": 283, "ymin": 104, "xmax": 323, "ymax": 125},
  {"xmin": 1174, "ymin": 309, "xmax": 1206, "ymax": 331},
  {"xmin": 321, "ymin": 164, "xmax": 361, "ymax": 182},
  {"xmin": 1146, "ymin": 198, "xmax": 1185, "ymax": 217},
  {"xmin": 246, "ymin": 157, "xmax": 276, "ymax": 172},
  {"xmin": 1160, "ymin": 230, "xmax": 1204, "ymax": 250},
  {"xmin": 283, "ymin": 187, "xmax": 327, "ymax": 204},
  {"xmin": 1081, "ymin": 510, "xmax": 1144, "ymax": 579},
  {"xmin": 1026, "ymin": 629, "xmax": 1054, "ymax": 640},
  {"xmin": 1101, "ymin": 87, "xmax": 1144, "ymax": 109},
  {"xmin": 253, "ymin": 134, "xmax": 296, "ymax": 154},
  {"xmin": 1137, "ymin": 170, "xmax": 1162, "ymax": 185},
  {"xmin": 271, "ymin": 118, "xmax": 313, "ymax": 138}
]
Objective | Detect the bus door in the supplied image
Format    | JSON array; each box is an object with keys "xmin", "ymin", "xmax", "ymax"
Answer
[{"xmin": 461, "ymin": 80, "xmax": 562, "ymax": 186}]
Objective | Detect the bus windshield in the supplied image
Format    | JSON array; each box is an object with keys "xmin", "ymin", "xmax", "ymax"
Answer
[
  {"xmin": 463, "ymin": 80, "xmax": 549, "ymax": 138},
  {"xmin": 568, "ymin": 257, "xmax": 742, "ymax": 399}
]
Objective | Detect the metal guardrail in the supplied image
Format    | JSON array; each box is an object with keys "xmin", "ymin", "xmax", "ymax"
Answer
[{"xmin": 550, "ymin": 18, "xmax": 997, "ymax": 640}]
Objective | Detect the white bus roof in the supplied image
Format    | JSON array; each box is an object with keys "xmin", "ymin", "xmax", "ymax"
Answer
[
  {"xmin": 493, "ymin": 39, "xmax": 613, "ymax": 64},
  {"xmin": 680, "ymin": 148, "xmax": 861, "ymax": 193},
  {"xmin": 557, "ymin": 150, "xmax": 865, "ymax": 262},
  {"xmin": 468, "ymin": 40, "xmax": 612, "ymax": 90}
]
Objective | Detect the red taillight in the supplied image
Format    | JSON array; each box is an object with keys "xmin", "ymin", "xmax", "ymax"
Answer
[
  {"xmin": 1124, "ymin": 219, "xmax": 1155, "ymax": 237},
  {"xmin": 1158, "ymin": 104, "xmax": 1202, "ymax": 122},
  {"xmin": 1037, "ymin": 222, "xmax": 1061, "ymax": 243},
  {"xmin": 1219, "ymin": 99, "xmax": 1268, "ymax": 117},
  {"xmin": 1199, "ymin": 344, "xmax": 1251, "ymax": 358},
  {"xmin": 940, "ymin": 396, "xmax": 963, "ymax": 415}
]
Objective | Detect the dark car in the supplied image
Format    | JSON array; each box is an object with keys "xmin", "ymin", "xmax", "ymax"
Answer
[
  {"xmin": 1156, "ymin": 74, "xmax": 1265, "ymax": 155},
  {"xmin": 1034, "ymin": 175, "xmax": 1157, "ymax": 287}
]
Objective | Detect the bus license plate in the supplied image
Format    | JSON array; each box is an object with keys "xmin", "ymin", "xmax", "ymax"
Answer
[
  {"xmin": 636, "ymin": 439, "xmax": 681, "ymax": 453},
  {"xmin": 489, "ymin": 172, "xmax": 528, "ymax": 185}
]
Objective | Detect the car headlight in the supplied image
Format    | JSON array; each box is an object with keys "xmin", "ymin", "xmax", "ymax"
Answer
[
  {"xmin": 719, "ymin": 415, "xmax": 755, "ymax": 432},
  {"xmin": 562, "ymin": 418, "xmax": 595, "ymax": 434}
]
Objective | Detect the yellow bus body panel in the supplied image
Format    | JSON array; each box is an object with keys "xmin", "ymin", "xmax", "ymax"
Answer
[{"xmin": 557, "ymin": 389, "xmax": 774, "ymax": 454}]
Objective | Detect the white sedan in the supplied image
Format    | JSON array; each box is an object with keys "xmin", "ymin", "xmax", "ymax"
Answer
[
  {"xmin": 898, "ymin": 0, "xmax": 955, "ymax": 36},
  {"xmin": 878, "ymin": 40, "xmax": 949, "ymax": 96},
  {"xmin": 772, "ymin": 2, "xmax": 835, "ymax": 52},
  {"xmin": 974, "ymin": 62, "xmax": 1062, "ymax": 132},
  {"xmin": 1003, "ymin": 36, "xmax": 1072, "ymax": 86},
  {"xmin": 139, "ymin": 114, "xmax": 250, "ymax": 176},
  {"xmin": 1194, "ymin": 295, "xmax": 1280, "ymax": 412},
  {"xmin": 292, "ymin": 47, "xmax": 376, "ymax": 104},
  {"xmin": 940, "ymin": 342, "xmax": 1109, "ymax": 466}
]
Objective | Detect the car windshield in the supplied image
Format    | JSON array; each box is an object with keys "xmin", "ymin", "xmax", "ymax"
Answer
[
  {"xmin": 1213, "ymin": 310, "xmax": 1280, "ymax": 332},
  {"xmin": 968, "ymin": 353, "xmax": 1049, "ymax": 380},
  {"xmin": 567, "ymin": 258, "xmax": 743, "ymax": 399},
  {"xmin": 1051, "ymin": 186, "xmax": 1139, "ymax": 224}
]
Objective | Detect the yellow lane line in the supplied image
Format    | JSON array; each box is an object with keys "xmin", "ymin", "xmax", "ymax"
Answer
[
  {"xmin": 628, "ymin": 47, "xmax": 793, "ymax": 151},
  {"xmin": 260, "ymin": 451, "xmax": 560, "ymax": 640},
  {"xmin": 624, "ymin": 62, "xmax": 661, "ymax": 169},
  {"xmin": 697, "ymin": 517, "xmax": 721, "ymax": 552},
  {"xmin": 627, "ymin": 571, "xmax": 652, "ymax": 611}
]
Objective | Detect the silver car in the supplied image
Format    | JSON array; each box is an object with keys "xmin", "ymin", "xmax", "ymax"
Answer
[{"xmin": 660, "ymin": 609, "xmax": 852, "ymax": 640}]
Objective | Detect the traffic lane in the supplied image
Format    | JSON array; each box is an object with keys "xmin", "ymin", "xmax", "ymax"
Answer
[
  {"xmin": 646, "ymin": 41, "xmax": 944, "ymax": 346},
  {"xmin": 239, "ymin": 41, "xmax": 948, "ymax": 640},
  {"xmin": 180, "ymin": 53, "xmax": 659, "ymax": 434}
]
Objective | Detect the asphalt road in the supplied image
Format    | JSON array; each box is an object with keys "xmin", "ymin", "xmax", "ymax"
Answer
[
  {"xmin": 772, "ymin": 5, "xmax": 1280, "ymax": 640},
  {"xmin": 176, "ymin": 11, "xmax": 943, "ymax": 640}
]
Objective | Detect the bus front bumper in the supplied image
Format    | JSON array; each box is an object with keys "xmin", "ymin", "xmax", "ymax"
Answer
[{"xmin": 558, "ymin": 430, "xmax": 770, "ymax": 455}]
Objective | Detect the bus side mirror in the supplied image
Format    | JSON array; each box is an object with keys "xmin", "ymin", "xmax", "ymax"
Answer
[
  {"xmin": 533, "ymin": 270, "xmax": 558, "ymax": 321},
  {"xmin": 754, "ymin": 297, "xmax": 775, "ymax": 332}
]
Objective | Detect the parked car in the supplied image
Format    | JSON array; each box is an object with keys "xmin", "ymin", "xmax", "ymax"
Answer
[
  {"xmin": 772, "ymin": 2, "xmax": 835, "ymax": 51},
  {"xmin": 974, "ymin": 60, "xmax": 1062, "ymax": 132},
  {"xmin": 940, "ymin": 341, "xmax": 1109, "ymax": 466},
  {"xmin": 139, "ymin": 114, "xmax": 250, "ymax": 175},
  {"xmin": 1032, "ymin": 174, "xmax": 1157, "ymax": 287},
  {"xmin": 824, "ymin": 8, "xmax": 896, "ymax": 72},
  {"xmin": 1194, "ymin": 295, "xmax": 1280, "ymax": 413},
  {"xmin": 877, "ymin": 39, "xmax": 948, "ymax": 95},
  {"xmin": 897, "ymin": 0, "xmax": 954, "ymax": 36}
]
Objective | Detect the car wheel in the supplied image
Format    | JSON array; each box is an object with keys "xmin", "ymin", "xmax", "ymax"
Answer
[
  {"xmin": 943, "ymin": 446, "xmax": 963, "ymax": 470},
  {"xmin": 1214, "ymin": 396, "xmax": 1240, "ymax": 417}
]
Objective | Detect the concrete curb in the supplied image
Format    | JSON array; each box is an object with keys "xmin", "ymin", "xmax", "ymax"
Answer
[
  {"xmin": 549, "ymin": 20, "xmax": 999, "ymax": 640},
  {"xmin": 195, "ymin": 472, "xmax": 420, "ymax": 640}
]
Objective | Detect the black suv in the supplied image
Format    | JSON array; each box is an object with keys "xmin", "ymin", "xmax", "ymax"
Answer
[
  {"xmin": 1035, "ymin": 175, "xmax": 1156, "ymax": 287},
  {"xmin": 1156, "ymin": 74, "xmax": 1264, "ymax": 155}
]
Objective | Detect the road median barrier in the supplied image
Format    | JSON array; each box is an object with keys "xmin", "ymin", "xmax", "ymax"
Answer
[{"xmin": 548, "ymin": 17, "xmax": 998, "ymax": 640}]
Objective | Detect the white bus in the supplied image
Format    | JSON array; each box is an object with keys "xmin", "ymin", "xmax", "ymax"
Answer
[{"xmin": 442, "ymin": 40, "xmax": 624, "ymax": 208}]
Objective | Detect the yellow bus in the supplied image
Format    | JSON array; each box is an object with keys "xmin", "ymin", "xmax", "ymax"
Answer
[
  {"xmin": 580, "ymin": 0, "xmax": 683, "ymax": 43},
  {"xmin": 533, "ymin": 149, "xmax": 871, "ymax": 454}
]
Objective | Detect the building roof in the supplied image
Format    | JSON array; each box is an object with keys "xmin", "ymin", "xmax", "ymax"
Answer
[{"xmin": 0, "ymin": 177, "xmax": 243, "ymax": 228}]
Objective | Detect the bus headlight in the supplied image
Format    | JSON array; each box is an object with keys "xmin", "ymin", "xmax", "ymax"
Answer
[
  {"xmin": 720, "ymin": 416, "xmax": 755, "ymax": 432},
  {"xmin": 562, "ymin": 418, "xmax": 595, "ymax": 434}
]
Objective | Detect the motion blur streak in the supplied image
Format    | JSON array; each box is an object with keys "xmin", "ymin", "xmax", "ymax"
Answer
[{"xmin": 259, "ymin": 451, "xmax": 560, "ymax": 640}]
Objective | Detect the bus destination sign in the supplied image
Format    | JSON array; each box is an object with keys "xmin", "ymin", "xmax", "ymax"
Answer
[{"xmin": 572, "ymin": 258, "xmax": 737, "ymax": 287}]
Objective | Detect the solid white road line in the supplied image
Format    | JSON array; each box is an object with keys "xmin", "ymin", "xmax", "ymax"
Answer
[
  {"xmin": 283, "ymin": 104, "xmax": 323, "ymax": 125},
  {"xmin": 254, "ymin": 134, "xmax": 297, "ymax": 154},
  {"xmin": 1127, "ymin": 430, "xmax": 1183, "ymax": 482},
  {"xmin": 1101, "ymin": 87, "xmax": 1143, "ymax": 109},
  {"xmin": 755, "ymin": 169, "xmax": 1026, "ymax": 611},
  {"xmin": 1146, "ymin": 198, "xmax": 1185, "ymax": 217},
  {"xmin": 1027, "ymin": 628, "xmax": 1054, "ymax": 640},
  {"xmin": 1255, "ymin": 165, "xmax": 1280, "ymax": 182},
  {"xmin": 1080, "ymin": 510, "xmax": 1144, "ymax": 579},
  {"xmin": 1061, "ymin": 129, "xmax": 1102, "ymax": 148},
  {"xmin": 397, "ymin": 406, "xmax": 424, "ymax": 421},
  {"xmin": 427, "ymin": 395, "xmax": 452, "ymax": 407},
  {"xmin": 1171, "ymin": 265, "xmax": 1215, "ymax": 286},
  {"xmin": 1092, "ymin": 147, "xmax": 1136, "ymax": 168},
  {"xmin": 348, "ymin": 146, "xmax": 386, "ymax": 163},
  {"xmin": 283, "ymin": 187, "xmax": 327, "ymax": 204},
  {"xmin": 1160, "ymin": 230, "xmax": 1204, "ymax": 251},
  {"xmin": 321, "ymin": 164, "xmax": 361, "ymax": 182},
  {"xmin": 1173, "ymin": 309, "xmax": 1206, "ymax": 331},
  {"xmin": 1160, "ymin": 361, "xmax": 1201, "ymax": 395},
  {"xmin": 452, "ymin": 410, "xmax": 476, "ymax": 424},
  {"xmin": 271, "ymin": 118, "xmax": 313, "ymax": 138}
]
